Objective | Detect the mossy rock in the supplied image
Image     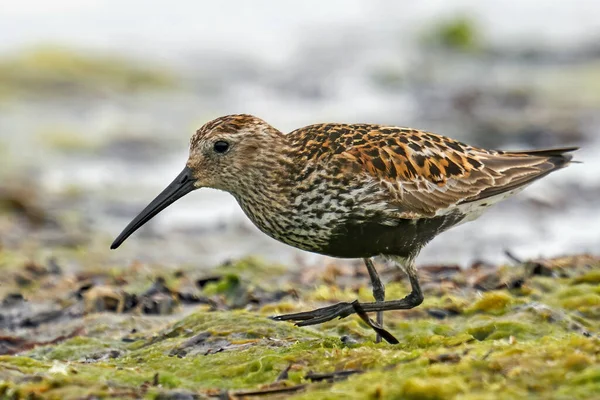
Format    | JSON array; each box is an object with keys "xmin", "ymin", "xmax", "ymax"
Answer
[{"xmin": 0, "ymin": 255, "xmax": 599, "ymax": 399}]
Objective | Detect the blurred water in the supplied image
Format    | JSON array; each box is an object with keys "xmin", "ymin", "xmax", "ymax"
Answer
[
  {"xmin": 3, "ymin": 1, "xmax": 600, "ymax": 54},
  {"xmin": 1, "ymin": 1, "xmax": 599, "ymax": 268}
]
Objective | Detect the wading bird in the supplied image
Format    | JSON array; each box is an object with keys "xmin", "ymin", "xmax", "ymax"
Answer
[{"xmin": 111, "ymin": 114, "xmax": 577, "ymax": 343}]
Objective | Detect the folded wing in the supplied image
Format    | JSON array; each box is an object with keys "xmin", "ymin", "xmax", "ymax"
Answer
[{"xmin": 337, "ymin": 128, "xmax": 577, "ymax": 218}]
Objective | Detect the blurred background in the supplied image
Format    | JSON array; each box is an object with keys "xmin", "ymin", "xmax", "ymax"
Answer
[{"xmin": 1, "ymin": 0, "xmax": 598, "ymax": 270}]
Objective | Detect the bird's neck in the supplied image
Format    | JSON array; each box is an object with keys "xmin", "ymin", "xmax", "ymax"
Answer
[
  {"xmin": 231, "ymin": 134, "xmax": 296, "ymax": 207},
  {"xmin": 229, "ymin": 134, "xmax": 304, "ymax": 236}
]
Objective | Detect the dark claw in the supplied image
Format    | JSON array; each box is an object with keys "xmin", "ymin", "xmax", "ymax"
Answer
[
  {"xmin": 271, "ymin": 301, "xmax": 356, "ymax": 326},
  {"xmin": 271, "ymin": 300, "xmax": 400, "ymax": 344}
]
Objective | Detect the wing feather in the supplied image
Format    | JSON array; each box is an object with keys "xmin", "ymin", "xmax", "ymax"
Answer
[{"xmin": 333, "ymin": 127, "xmax": 576, "ymax": 218}]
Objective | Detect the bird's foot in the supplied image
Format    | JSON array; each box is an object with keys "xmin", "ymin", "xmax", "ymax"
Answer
[
  {"xmin": 272, "ymin": 300, "xmax": 400, "ymax": 344},
  {"xmin": 271, "ymin": 301, "xmax": 357, "ymax": 326}
]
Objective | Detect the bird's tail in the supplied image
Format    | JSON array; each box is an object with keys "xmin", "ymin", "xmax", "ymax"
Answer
[
  {"xmin": 464, "ymin": 146, "xmax": 579, "ymax": 202},
  {"xmin": 509, "ymin": 146, "xmax": 579, "ymax": 168}
]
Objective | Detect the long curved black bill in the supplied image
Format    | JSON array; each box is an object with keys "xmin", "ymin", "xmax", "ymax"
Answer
[{"xmin": 110, "ymin": 166, "xmax": 196, "ymax": 249}]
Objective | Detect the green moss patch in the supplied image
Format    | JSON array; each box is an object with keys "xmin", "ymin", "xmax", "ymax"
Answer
[
  {"xmin": 0, "ymin": 255, "xmax": 598, "ymax": 399},
  {"xmin": 0, "ymin": 46, "xmax": 177, "ymax": 99}
]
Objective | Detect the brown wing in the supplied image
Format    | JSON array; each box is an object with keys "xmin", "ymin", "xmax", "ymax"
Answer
[{"xmin": 336, "ymin": 127, "xmax": 577, "ymax": 218}]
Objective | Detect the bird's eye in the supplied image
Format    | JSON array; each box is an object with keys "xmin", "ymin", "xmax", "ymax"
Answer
[{"xmin": 213, "ymin": 140, "xmax": 230, "ymax": 154}]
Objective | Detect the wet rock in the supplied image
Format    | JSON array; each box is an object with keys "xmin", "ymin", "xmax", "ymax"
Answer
[
  {"xmin": 0, "ymin": 327, "xmax": 83, "ymax": 355},
  {"xmin": 276, "ymin": 364, "xmax": 292, "ymax": 381},
  {"xmin": 419, "ymin": 264, "xmax": 461, "ymax": 281},
  {"xmin": 142, "ymin": 276, "xmax": 172, "ymax": 297},
  {"xmin": 505, "ymin": 277, "xmax": 525, "ymax": 289},
  {"xmin": 47, "ymin": 257, "xmax": 62, "ymax": 275},
  {"xmin": 200, "ymin": 339, "xmax": 232, "ymax": 356},
  {"xmin": 2, "ymin": 293, "xmax": 25, "ymax": 307},
  {"xmin": 528, "ymin": 262, "xmax": 555, "ymax": 277},
  {"xmin": 0, "ymin": 336, "xmax": 27, "ymax": 355},
  {"xmin": 155, "ymin": 390, "xmax": 203, "ymax": 400},
  {"xmin": 305, "ymin": 369, "xmax": 364, "ymax": 382},
  {"xmin": 169, "ymin": 331, "xmax": 211, "ymax": 357},
  {"xmin": 135, "ymin": 278, "xmax": 179, "ymax": 315},
  {"xmin": 23, "ymin": 261, "xmax": 48, "ymax": 277},
  {"xmin": 1, "ymin": 300, "xmax": 72, "ymax": 330},
  {"xmin": 428, "ymin": 353, "xmax": 462, "ymax": 364},
  {"xmin": 473, "ymin": 271, "xmax": 502, "ymax": 291},
  {"xmin": 14, "ymin": 273, "xmax": 33, "ymax": 287},
  {"xmin": 340, "ymin": 335, "xmax": 360, "ymax": 345},
  {"xmin": 83, "ymin": 286, "xmax": 135, "ymax": 313},
  {"xmin": 20, "ymin": 308, "xmax": 66, "ymax": 328},
  {"xmin": 74, "ymin": 282, "xmax": 95, "ymax": 299},
  {"xmin": 195, "ymin": 275, "xmax": 223, "ymax": 289},
  {"xmin": 139, "ymin": 292, "xmax": 177, "ymax": 315},
  {"xmin": 246, "ymin": 288, "xmax": 295, "ymax": 306},
  {"xmin": 84, "ymin": 349, "xmax": 124, "ymax": 363},
  {"xmin": 426, "ymin": 308, "xmax": 460, "ymax": 320},
  {"xmin": 176, "ymin": 291, "xmax": 215, "ymax": 307}
]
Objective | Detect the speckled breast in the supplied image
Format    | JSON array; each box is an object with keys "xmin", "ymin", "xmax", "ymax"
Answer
[{"xmin": 237, "ymin": 188, "xmax": 466, "ymax": 259}]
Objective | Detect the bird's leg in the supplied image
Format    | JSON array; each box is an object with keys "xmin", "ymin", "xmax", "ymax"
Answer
[
  {"xmin": 363, "ymin": 258, "xmax": 385, "ymax": 343},
  {"xmin": 272, "ymin": 257, "xmax": 423, "ymax": 331}
]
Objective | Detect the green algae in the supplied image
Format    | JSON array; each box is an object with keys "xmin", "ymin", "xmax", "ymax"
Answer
[
  {"xmin": 211, "ymin": 256, "xmax": 287, "ymax": 282},
  {"xmin": 295, "ymin": 335, "xmax": 599, "ymax": 400},
  {"xmin": 1, "ymin": 256, "xmax": 599, "ymax": 399},
  {"xmin": 467, "ymin": 291, "xmax": 515, "ymax": 315},
  {"xmin": 35, "ymin": 128, "xmax": 102, "ymax": 154},
  {"xmin": 0, "ymin": 46, "xmax": 177, "ymax": 99},
  {"xmin": 422, "ymin": 16, "xmax": 482, "ymax": 52},
  {"xmin": 201, "ymin": 273, "xmax": 241, "ymax": 296},
  {"xmin": 573, "ymin": 271, "xmax": 600, "ymax": 285},
  {"xmin": 26, "ymin": 337, "xmax": 123, "ymax": 362}
]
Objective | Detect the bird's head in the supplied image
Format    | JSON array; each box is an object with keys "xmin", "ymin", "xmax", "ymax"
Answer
[
  {"xmin": 110, "ymin": 114, "xmax": 282, "ymax": 249},
  {"xmin": 187, "ymin": 114, "xmax": 282, "ymax": 191}
]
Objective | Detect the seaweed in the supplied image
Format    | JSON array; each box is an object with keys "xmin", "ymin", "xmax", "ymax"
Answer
[{"xmin": 0, "ymin": 254, "xmax": 598, "ymax": 399}]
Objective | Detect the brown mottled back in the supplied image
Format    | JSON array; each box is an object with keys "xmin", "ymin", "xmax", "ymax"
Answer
[{"xmin": 287, "ymin": 123, "xmax": 576, "ymax": 218}]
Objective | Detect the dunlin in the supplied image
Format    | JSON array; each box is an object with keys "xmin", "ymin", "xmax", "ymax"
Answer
[{"xmin": 111, "ymin": 114, "xmax": 577, "ymax": 343}]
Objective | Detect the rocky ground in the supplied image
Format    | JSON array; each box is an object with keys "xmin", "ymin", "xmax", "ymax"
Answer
[{"xmin": 1, "ymin": 232, "xmax": 598, "ymax": 399}]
